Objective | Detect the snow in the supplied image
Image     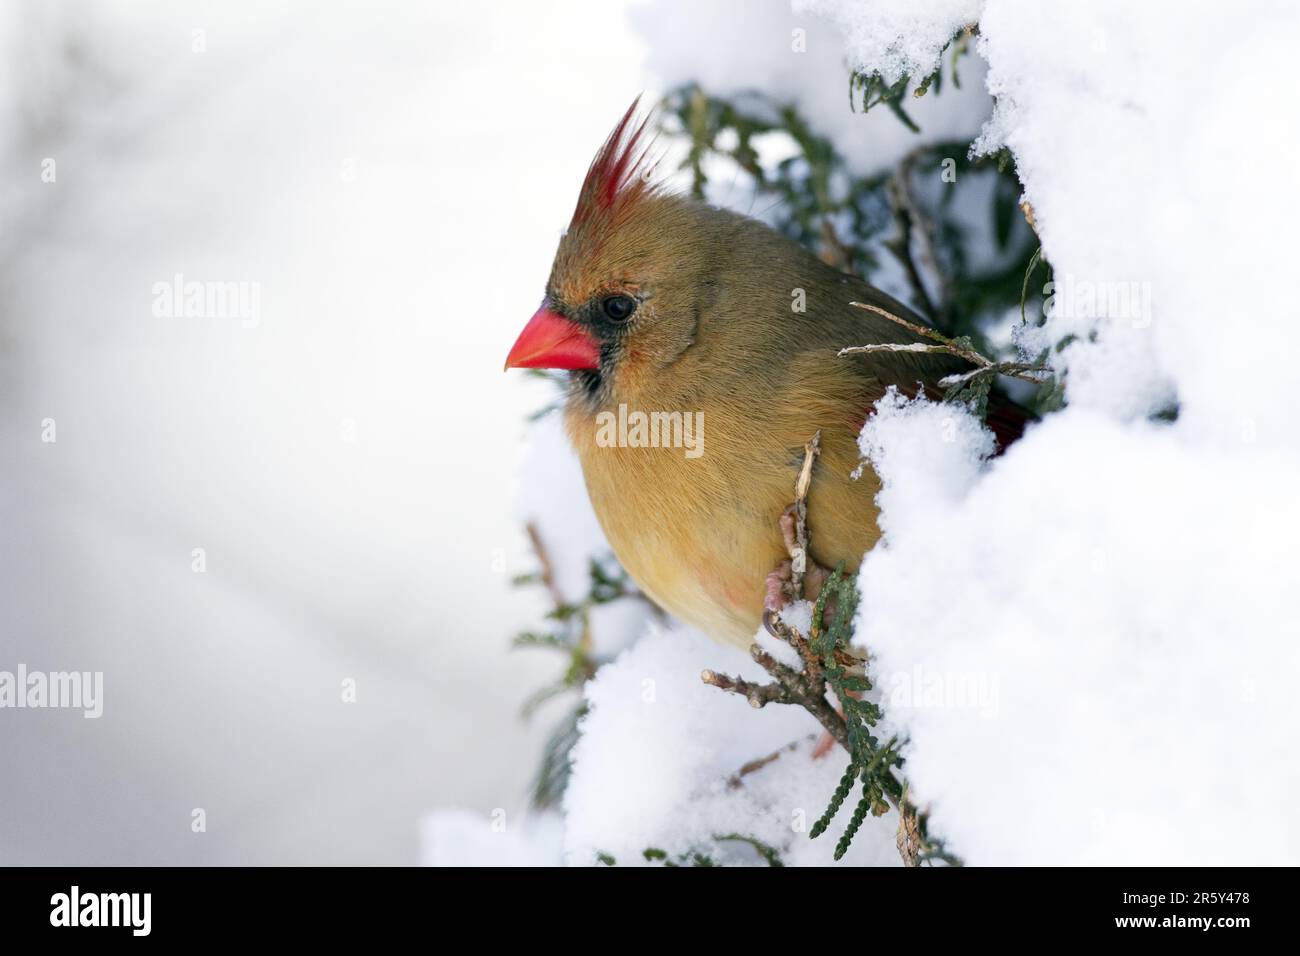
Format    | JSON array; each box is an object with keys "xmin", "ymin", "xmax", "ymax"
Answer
[
  {"xmin": 858, "ymin": 403, "xmax": 1300, "ymax": 864},
  {"xmin": 973, "ymin": 0, "xmax": 1299, "ymax": 436},
  {"xmin": 794, "ymin": 0, "xmax": 981, "ymax": 82},
  {"xmin": 856, "ymin": 387, "xmax": 996, "ymax": 524},
  {"xmin": 562, "ymin": 622, "xmax": 902, "ymax": 866},
  {"xmin": 632, "ymin": 0, "xmax": 993, "ymax": 179},
  {"xmin": 421, "ymin": 809, "xmax": 564, "ymax": 867},
  {"xmin": 841, "ymin": 1, "xmax": 1300, "ymax": 864}
]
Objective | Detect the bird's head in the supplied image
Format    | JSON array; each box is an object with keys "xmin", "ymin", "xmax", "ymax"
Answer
[{"xmin": 504, "ymin": 98, "xmax": 738, "ymax": 406}]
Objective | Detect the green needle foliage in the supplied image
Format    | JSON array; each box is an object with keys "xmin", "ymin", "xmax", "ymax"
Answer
[
  {"xmin": 513, "ymin": 553, "xmax": 646, "ymax": 808},
  {"xmin": 850, "ymin": 24, "xmax": 979, "ymax": 120},
  {"xmin": 664, "ymin": 83, "xmax": 893, "ymax": 280},
  {"xmin": 804, "ymin": 567, "xmax": 903, "ymax": 860}
]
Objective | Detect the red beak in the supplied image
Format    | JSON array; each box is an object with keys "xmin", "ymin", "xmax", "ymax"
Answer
[{"xmin": 504, "ymin": 305, "xmax": 600, "ymax": 371}]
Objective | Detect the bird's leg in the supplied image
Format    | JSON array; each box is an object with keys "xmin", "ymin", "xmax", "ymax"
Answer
[
  {"xmin": 783, "ymin": 506, "xmax": 831, "ymax": 601},
  {"xmin": 754, "ymin": 430, "xmax": 852, "ymax": 759},
  {"xmin": 764, "ymin": 507, "xmax": 832, "ymax": 612}
]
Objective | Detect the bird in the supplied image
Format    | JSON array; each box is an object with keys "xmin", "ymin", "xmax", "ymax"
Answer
[{"xmin": 505, "ymin": 99, "xmax": 1029, "ymax": 649}]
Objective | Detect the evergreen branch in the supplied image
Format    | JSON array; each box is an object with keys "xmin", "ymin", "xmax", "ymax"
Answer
[
  {"xmin": 835, "ymin": 778, "xmax": 875, "ymax": 860},
  {"xmin": 842, "ymin": 300, "xmax": 1052, "ymax": 387},
  {"xmin": 525, "ymin": 521, "xmax": 566, "ymax": 609},
  {"xmin": 810, "ymin": 760, "xmax": 859, "ymax": 839},
  {"xmin": 514, "ymin": 527, "xmax": 657, "ymax": 808},
  {"xmin": 700, "ymin": 666, "xmax": 793, "ymax": 710},
  {"xmin": 700, "ymin": 432, "xmax": 947, "ymax": 865},
  {"xmin": 938, "ymin": 361, "xmax": 1050, "ymax": 389}
]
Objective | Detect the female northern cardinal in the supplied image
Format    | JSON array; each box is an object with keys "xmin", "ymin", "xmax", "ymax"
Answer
[{"xmin": 506, "ymin": 100, "xmax": 1027, "ymax": 649}]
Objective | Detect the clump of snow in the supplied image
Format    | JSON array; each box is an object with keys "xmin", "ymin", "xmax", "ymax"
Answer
[
  {"xmin": 838, "ymin": 2, "xmax": 1300, "ymax": 864},
  {"xmin": 969, "ymin": 0, "xmax": 1299, "ymax": 432},
  {"xmin": 631, "ymin": 0, "xmax": 993, "ymax": 179},
  {"xmin": 562, "ymin": 622, "xmax": 902, "ymax": 866},
  {"xmin": 794, "ymin": 0, "xmax": 982, "ymax": 82},
  {"xmin": 857, "ymin": 388, "xmax": 995, "ymax": 531},
  {"xmin": 858, "ymin": 404, "xmax": 1300, "ymax": 864}
]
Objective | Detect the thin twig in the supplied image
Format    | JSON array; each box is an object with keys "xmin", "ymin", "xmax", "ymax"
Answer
[
  {"xmin": 841, "ymin": 300, "xmax": 1051, "ymax": 387},
  {"xmin": 885, "ymin": 155, "xmax": 945, "ymax": 322},
  {"xmin": 846, "ymin": 300, "xmax": 981, "ymax": 355},
  {"xmin": 938, "ymin": 362, "xmax": 1050, "ymax": 389},
  {"xmin": 702, "ymin": 632, "xmax": 850, "ymax": 754},
  {"xmin": 751, "ymin": 644, "xmax": 851, "ymax": 752},
  {"xmin": 525, "ymin": 521, "xmax": 567, "ymax": 609},
  {"xmin": 726, "ymin": 738, "xmax": 809, "ymax": 789},
  {"xmin": 838, "ymin": 342, "xmax": 958, "ymax": 356},
  {"xmin": 788, "ymin": 431, "xmax": 821, "ymax": 598},
  {"xmin": 700, "ymin": 667, "xmax": 790, "ymax": 710},
  {"xmin": 897, "ymin": 786, "xmax": 923, "ymax": 866}
]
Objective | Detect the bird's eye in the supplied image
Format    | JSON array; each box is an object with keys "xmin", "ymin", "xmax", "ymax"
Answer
[{"xmin": 601, "ymin": 294, "xmax": 637, "ymax": 323}]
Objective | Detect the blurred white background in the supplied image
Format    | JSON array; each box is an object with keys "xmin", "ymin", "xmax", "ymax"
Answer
[{"xmin": 0, "ymin": 0, "xmax": 650, "ymax": 864}]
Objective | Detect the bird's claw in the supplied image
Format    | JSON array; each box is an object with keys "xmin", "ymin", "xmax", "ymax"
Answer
[{"xmin": 764, "ymin": 560, "xmax": 794, "ymax": 614}]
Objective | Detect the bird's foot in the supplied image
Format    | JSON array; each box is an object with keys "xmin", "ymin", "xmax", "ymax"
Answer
[
  {"xmin": 764, "ymin": 560, "xmax": 794, "ymax": 613},
  {"xmin": 764, "ymin": 508, "xmax": 830, "ymax": 613}
]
